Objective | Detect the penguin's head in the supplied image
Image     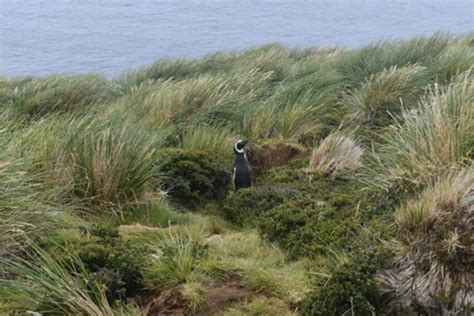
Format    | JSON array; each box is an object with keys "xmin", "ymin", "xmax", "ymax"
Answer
[{"xmin": 234, "ymin": 139, "xmax": 247, "ymax": 154}]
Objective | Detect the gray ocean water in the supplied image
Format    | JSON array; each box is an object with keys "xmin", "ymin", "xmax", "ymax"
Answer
[{"xmin": 1, "ymin": 0, "xmax": 473, "ymax": 76}]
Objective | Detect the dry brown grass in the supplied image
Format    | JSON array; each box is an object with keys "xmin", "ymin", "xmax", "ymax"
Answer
[
  {"xmin": 379, "ymin": 167, "xmax": 474, "ymax": 314},
  {"xmin": 307, "ymin": 131, "xmax": 363, "ymax": 178}
]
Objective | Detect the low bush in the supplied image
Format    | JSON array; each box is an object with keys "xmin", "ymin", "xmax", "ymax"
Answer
[
  {"xmin": 221, "ymin": 187, "xmax": 286, "ymax": 226},
  {"xmin": 301, "ymin": 246, "xmax": 391, "ymax": 315},
  {"xmin": 44, "ymin": 224, "xmax": 147, "ymax": 303},
  {"xmin": 156, "ymin": 149, "xmax": 230, "ymax": 208},
  {"xmin": 258, "ymin": 173, "xmax": 365, "ymax": 259}
]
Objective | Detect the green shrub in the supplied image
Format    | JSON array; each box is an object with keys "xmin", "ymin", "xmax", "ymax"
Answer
[
  {"xmin": 156, "ymin": 149, "xmax": 230, "ymax": 208},
  {"xmin": 221, "ymin": 187, "xmax": 286, "ymax": 226},
  {"xmin": 44, "ymin": 224, "xmax": 146, "ymax": 303},
  {"xmin": 301, "ymin": 246, "xmax": 390, "ymax": 315},
  {"xmin": 5, "ymin": 73, "xmax": 108, "ymax": 118},
  {"xmin": 258, "ymin": 173, "xmax": 364, "ymax": 259}
]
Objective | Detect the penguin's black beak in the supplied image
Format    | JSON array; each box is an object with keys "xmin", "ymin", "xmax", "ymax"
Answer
[{"xmin": 241, "ymin": 140, "xmax": 248, "ymax": 147}]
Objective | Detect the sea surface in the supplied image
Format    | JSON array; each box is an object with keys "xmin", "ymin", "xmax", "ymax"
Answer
[{"xmin": 1, "ymin": 0, "xmax": 473, "ymax": 76}]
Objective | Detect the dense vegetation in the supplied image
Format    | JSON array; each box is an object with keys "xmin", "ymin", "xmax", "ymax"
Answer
[{"xmin": 1, "ymin": 32, "xmax": 473, "ymax": 315}]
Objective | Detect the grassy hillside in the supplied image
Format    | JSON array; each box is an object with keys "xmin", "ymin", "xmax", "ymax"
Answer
[{"xmin": 1, "ymin": 32, "xmax": 473, "ymax": 315}]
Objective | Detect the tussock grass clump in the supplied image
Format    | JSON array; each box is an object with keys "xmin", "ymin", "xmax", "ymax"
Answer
[
  {"xmin": 144, "ymin": 229, "xmax": 207, "ymax": 290},
  {"xmin": 243, "ymin": 100, "xmax": 321, "ymax": 141},
  {"xmin": 433, "ymin": 45, "xmax": 474, "ymax": 84},
  {"xmin": 339, "ymin": 33, "xmax": 451, "ymax": 86},
  {"xmin": 0, "ymin": 76, "xmax": 34, "ymax": 108},
  {"xmin": 115, "ymin": 58, "xmax": 195, "ymax": 92},
  {"xmin": 0, "ymin": 244, "xmax": 113, "ymax": 315},
  {"xmin": 272, "ymin": 101, "xmax": 322, "ymax": 141},
  {"xmin": 0, "ymin": 130, "xmax": 73, "ymax": 258},
  {"xmin": 4, "ymin": 73, "xmax": 108, "ymax": 118},
  {"xmin": 364, "ymin": 71, "xmax": 474, "ymax": 192},
  {"xmin": 345, "ymin": 65, "xmax": 427, "ymax": 123},
  {"xmin": 379, "ymin": 168, "xmax": 474, "ymax": 314},
  {"xmin": 0, "ymin": 156, "xmax": 51, "ymax": 257},
  {"xmin": 307, "ymin": 131, "xmax": 363, "ymax": 178},
  {"xmin": 112, "ymin": 75, "xmax": 235, "ymax": 130},
  {"xmin": 179, "ymin": 124, "xmax": 235, "ymax": 159},
  {"xmin": 65, "ymin": 126, "xmax": 157, "ymax": 211},
  {"xmin": 180, "ymin": 281, "xmax": 207, "ymax": 311}
]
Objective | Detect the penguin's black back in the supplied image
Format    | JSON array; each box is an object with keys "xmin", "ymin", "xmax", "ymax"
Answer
[{"xmin": 233, "ymin": 153, "xmax": 252, "ymax": 191}]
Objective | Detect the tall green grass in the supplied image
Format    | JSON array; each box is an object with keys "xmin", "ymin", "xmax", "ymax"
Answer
[
  {"xmin": 65, "ymin": 125, "xmax": 158, "ymax": 211},
  {"xmin": 344, "ymin": 65, "xmax": 428, "ymax": 123},
  {"xmin": 1, "ymin": 243, "xmax": 114, "ymax": 315},
  {"xmin": 0, "ymin": 127, "xmax": 71, "ymax": 258},
  {"xmin": 339, "ymin": 32, "xmax": 451, "ymax": 86},
  {"xmin": 363, "ymin": 70, "xmax": 474, "ymax": 192},
  {"xmin": 3, "ymin": 73, "xmax": 108, "ymax": 118}
]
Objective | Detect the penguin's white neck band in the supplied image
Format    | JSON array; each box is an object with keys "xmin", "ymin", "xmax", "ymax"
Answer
[{"xmin": 234, "ymin": 142, "xmax": 244, "ymax": 153}]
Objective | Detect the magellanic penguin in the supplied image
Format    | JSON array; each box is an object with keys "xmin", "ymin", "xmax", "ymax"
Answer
[{"xmin": 232, "ymin": 139, "xmax": 253, "ymax": 192}]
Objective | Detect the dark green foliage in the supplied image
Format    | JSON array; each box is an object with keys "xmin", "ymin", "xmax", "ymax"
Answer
[
  {"xmin": 256, "ymin": 166, "xmax": 395, "ymax": 314},
  {"xmin": 301, "ymin": 246, "xmax": 391, "ymax": 315},
  {"xmin": 259, "ymin": 196, "xmax": 360, "ymax": 259},
  {"xmin": 220, "ymin": 187, "xmax": 286, "ymax": 226},
  {"xmin": 78, "ymin": 234, "xmax": 145, "ymax": 302},
  {"xmin": 44, "ymin": 224, "xmax": 146, "ymax": 303},
  {"xmin": 156, "ymin": 149, "xmax": 230, "ymax": 208},
  {"xmin": 258, "ymin": 171, "xmax": 365, "ymax": 259}
]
